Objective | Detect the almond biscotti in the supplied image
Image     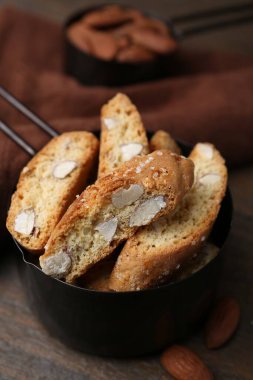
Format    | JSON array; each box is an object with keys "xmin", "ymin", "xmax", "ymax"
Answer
[
  {"xmin": 174, "ymin": 243, "xmax": 219, "ymax": 282},
  {"xmin": 98, "ymin": 93, "xmax": 149, "ymax": 177},
  {"xmin": 82, "ymin": 130, "xmax": 182, "ymax": 291},
  {"xmin": 6, "ymin": 132, "xmax": 99, "ymax": 253},
  {"xmin": 109, "ymin": 143, "xmax": 227, "ymax": 291},
  {"xmin": 40, "ymin": 150, "xmax": 194, "ymax": 283},
  {"xmin": 80, "ymin": 258, "xmax": 116, "ymax": 291},
  {"xmin": 150, "ymin": 130, "xmax": 181, "ymax": 155}
]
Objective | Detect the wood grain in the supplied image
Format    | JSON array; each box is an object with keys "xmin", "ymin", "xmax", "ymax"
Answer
[{"xmin": 0, "ymin": 1, "xmax": 253, "ymax": 379}]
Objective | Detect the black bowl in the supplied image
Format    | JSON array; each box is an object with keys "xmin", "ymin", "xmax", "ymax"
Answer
[
  {"xmin": 15, "ymin": 138, "xmax": 233, "ymax": 357},
  {"xmin": 63, "ymin": 4, "xmax": 177, "ymax": 86}
]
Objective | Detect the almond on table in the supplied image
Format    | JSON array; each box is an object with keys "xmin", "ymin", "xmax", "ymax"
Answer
[
  {"xmin": 6, "ymin": 132, "xmax": 99, "ymax": 253},
  {"xmin": 39, "ymin": 150, "xmax": 194, "ymax": 283},
  {"xmin": 161, "ymin": 345, "xmax": 214, "ymax": 380},
  {"xmin": 204, "ymin": 297, "xmax": 240, "ymax": 349}
]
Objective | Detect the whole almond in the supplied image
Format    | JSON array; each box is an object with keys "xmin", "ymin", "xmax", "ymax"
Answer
[
  {"xmin": 67, "ymin": 23, "xmax": 92, "ymax": 53},
  {"xmin": 82, "ymin": 5, "xmax": 132, "ymax": 28},
  {"xmin": 161, "ymin": 345, "xmax": 213, "ymax": 380},
  {"xmin": 115, "ymin": 35, "xmax": 130, "ymax": 50},
  {"xmin": 204, "ymin": 297, "xmax": 240, "ymax": 349},
  {"xmin": 74, "ymin": 28, "xmax": 117, "ymax": 61},
  {"xmin": 117, "ymin": 45, "xmax": 155, "ymax": 63},
  {"xmin": 135, "ymin": 18, "xmax": 170, "ymax": 35},
  {"xmin": 130, "ymin": 28, "xmax": 177, "ymax": 54}
]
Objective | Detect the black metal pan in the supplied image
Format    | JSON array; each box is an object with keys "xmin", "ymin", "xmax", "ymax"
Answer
[{"xmin": 0, "ymin": 87, "xmax": 233, "ymax": 357}]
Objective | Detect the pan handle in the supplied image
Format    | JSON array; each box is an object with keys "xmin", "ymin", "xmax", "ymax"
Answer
[{"xmin": 170, "ymin": 2, "xmax": 253, "ymax": 39}]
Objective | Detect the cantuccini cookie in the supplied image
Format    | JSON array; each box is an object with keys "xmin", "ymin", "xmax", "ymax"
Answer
[
  {"xmin": 6, "ymin": 132, "xmax": 99, "ymax": 253},
  {"xmin": 79, "ymin": 258, "xmax": 116, "ymax": 291},
  {"xmin": 150, "ymin": 130, "xmax": 181, "ymax": 155},
  {"xmin": 87, "ymin": 130, "xmax": 182, "ymax": 290},
  {"xmin": 40, "ymin": 150, "xmax": 194, "ymax": 283},
  {"xmin": 109, "ymin": 143, "xmax": 227, "ymax": 291},
  {"xmin": 98, "ymin": 93, "xmax": 149, "ymax": 177}
]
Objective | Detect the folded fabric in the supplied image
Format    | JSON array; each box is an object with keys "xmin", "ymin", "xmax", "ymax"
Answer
[{"xmin": 0, "ymin": 6, "xmax": 253, "ymax": 239}]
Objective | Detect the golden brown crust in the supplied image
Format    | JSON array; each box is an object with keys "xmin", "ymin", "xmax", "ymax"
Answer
[
  {"xmin": 150, "ymin": 130, "xmax": 181, "ymax": 154},
  {"xmin": 98, "ymin": 93, "xmax": 149, "ymax": 177},
  {"xmin": 109, "ymin": 143, "xmax": 227, "ymax": 291},
  {"xmin": 40, "ymin": 150, "xmax": 194, "ymax": 283},
  {"xmin": 6, "ymin": 132, "xmax": 99, "ymax": 253}
]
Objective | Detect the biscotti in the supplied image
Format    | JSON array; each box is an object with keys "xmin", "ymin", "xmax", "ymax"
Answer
[
  {"xmin": 86, "ymin": 130, "xmax": 181, "ymax": 291},
  {"xmin": 174, "ymin": 243, "xmax": 219, "ymax": 282},
  {"xmin": 40, "ymin": 150, "xmax": 194, "ymax": 283},
  {"xmin": 109, "ymin": 143, "xmax": 227, "ymax": 291},
  {"xmin": 6, "ymin": 132, "xmax": 99, "ymax": 253},
  {"xmin": 98, "ymin": 93, "xmax": 149, "ymax": 177},
  {"xmin": 150, "ymin": 130, "xmax": 181, "ymax": 155},
  {"xmin": 79, "ymin": 258, "xmax": 116, "ymax": 291}
]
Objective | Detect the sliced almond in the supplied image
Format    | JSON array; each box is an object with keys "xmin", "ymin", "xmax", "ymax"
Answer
[
  {"xmin": 129, "ymin": 196, "xmax": 166, "ymax": 227},
  {"xmin": 121, "ymin": 143, "xmax": 143, "ymax": 162},
  {"xmin": 40, "ymin": 251, "xmax": 72, "ymax": 279},
  {"xmin": 53, "ymin": 160, "xmax": 77, "ymax": 179},
  {"xmin": 95, "ymin": 217, "xmax": 118, "ymax": 243},
  {"xmin": 199, "ymin": 173, "xmax": 221, "ymax": 185},
  {"xmin": 112, "ymin": 184, "xmax": 144, "ymax": 208},
  {"xmin": 103, "ymin": 117, "xmax": 118, "ymax": 130},
  {"xmin": 196, "ymin": 143, "xmax": 213, "ymax": 159},
  {"xmin": 14, "ymin": 208, "xmax": 35, "ymax": 235}
]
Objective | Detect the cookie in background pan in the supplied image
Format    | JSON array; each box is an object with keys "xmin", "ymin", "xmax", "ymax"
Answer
[{"xmin": 6, "ymin": 132, "xmax": 99, "ymax": 253}]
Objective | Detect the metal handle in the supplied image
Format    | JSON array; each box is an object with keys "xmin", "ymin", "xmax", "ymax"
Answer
[
  {"xmin": 171, "ymin": 2, "xmax": 253, "ymax": 39},
  {"xmin": 0, "ymin": 120, "xmax": 36, "ymax": 156},
  {"xmin": 0, "ymin": 86, "xmax": 58, "ymax": 138}
]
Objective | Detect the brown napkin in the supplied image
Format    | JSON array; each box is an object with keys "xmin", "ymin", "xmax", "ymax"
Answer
[{"xmin": 1, "ymin": 6, "xmax": 253, "ymax": 239}]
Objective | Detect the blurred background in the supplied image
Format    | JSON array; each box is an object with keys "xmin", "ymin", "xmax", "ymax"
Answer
[{"xmin": 2, "ymin": 0, "xmax": 253, "ymax": 54}]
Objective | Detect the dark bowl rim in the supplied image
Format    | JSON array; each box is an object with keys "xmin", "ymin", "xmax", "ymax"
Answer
[
  {"xmin": 63, "ymin": 2, "xmax": 176, "ymax": 66},
  {"xmin": 13, "ymin": 134, "xmax": 233, "ymax": 297}
]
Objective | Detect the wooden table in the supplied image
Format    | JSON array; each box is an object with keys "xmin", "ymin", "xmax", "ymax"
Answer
[{"xmin": 1, "ymin": 1, "xmax": 253, "ymax": 379}]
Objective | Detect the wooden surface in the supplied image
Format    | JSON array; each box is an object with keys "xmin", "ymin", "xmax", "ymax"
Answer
[{"xmin": 0, "ymin": 1, "xmax": 253, "ymax": 379}]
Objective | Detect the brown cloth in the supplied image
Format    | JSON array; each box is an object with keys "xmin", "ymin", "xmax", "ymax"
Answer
[{"xmin": 0, "ymin": 6, "xmax": 253, "ymax": 239}]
